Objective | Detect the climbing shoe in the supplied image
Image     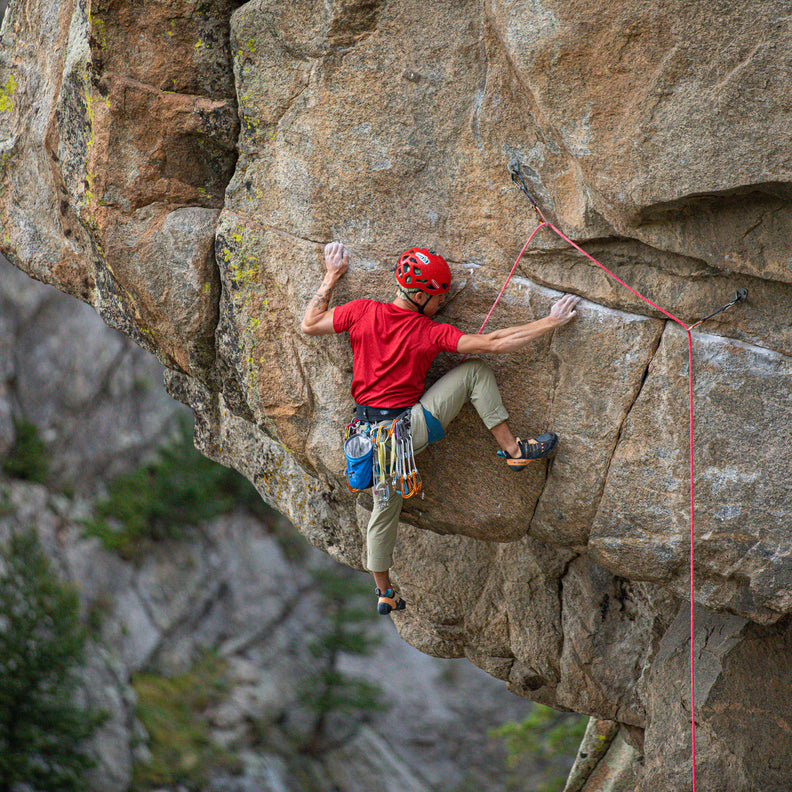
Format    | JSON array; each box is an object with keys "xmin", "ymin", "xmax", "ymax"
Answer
[
  {"xmin": 376, "ymin": 588, "xmax": 406, "ymax": 615},
  {"xmin": 505, "ymin": 433, "xmax": 558, "ymax": 470}
]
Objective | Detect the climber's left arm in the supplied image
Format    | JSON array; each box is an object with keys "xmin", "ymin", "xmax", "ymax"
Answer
[{"xmin": 301, "ymin": 242, "xmax": 349, "ymax": 336}]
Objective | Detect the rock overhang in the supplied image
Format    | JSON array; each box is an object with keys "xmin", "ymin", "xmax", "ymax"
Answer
[{"xmin": 2, "ymin": 1, "xmax": 792, "ymax": 789}]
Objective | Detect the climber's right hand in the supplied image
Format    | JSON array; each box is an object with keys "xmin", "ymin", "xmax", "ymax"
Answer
[{"xmin": 548, "ymin": 293, "xmax": 580, "ymax": 326}]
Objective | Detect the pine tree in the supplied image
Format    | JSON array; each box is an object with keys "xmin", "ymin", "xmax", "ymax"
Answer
[
  {"xmin": 1, "ymin": 418, "xmax": 50, "ymax": 484},
  {"xmin": 0, "ymin": 531, "xmax": 104, "ymax": 792},
  {"xmin": 299, "ymin": 568, "xmax": 387, "ymax": 755},
  {"xmin": 490, "ymin": 704, "xmax": 588, "ymax": 792}
]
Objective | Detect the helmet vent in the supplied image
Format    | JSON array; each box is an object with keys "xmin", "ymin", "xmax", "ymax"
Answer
[{"xmin": 394, "ymin": 247, "xmax": 452, "ymax": 296}]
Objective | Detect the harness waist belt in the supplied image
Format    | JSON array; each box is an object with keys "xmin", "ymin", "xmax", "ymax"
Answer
[{"xmin": 356, "ymin": 404, "xmax": 410, "ymax": 422}]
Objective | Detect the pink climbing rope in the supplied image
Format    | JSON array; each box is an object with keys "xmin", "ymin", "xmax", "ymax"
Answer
[
  {"xmin": 483, "ymin": 220, "xmax": 699, "ymax": 791},
  {"xmin": 473, "ymin": 221, "xmax": 548, "ymax": 335},
  {"xmin": 688, "ymin": 329, "xmax": 696, "ymax": 789}
]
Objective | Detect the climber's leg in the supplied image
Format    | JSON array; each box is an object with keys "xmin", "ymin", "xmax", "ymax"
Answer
[
  {"xmin": 490, "ymin": 420, "xmax": 519, "ymax": 456},
  {"xmin": 366, "ymin": 480, "xmax": 406, "ymax": 614},
  {"xmin": 411, "ymin": 359, "xmax": 510, "ymax": 452},
  {"xmin": 411, "ymin": 358, "xmax": 557, "ymax": 464},
  {"xmin": 365, "ymin": 482, "xmax": 402, "ymax": 573},
  {"xmin": 372, "ymin": 568, "xmax": 392, "ymax": 593}
]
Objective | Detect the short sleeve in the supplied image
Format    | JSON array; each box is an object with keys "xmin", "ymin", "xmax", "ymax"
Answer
[
  {"xmin": 332, "ymin": 299, "xmax": 368, "ymax": 333},
  {"xmin": 430, "ymin": 322, "xmax": 464, "ymax": 353}
]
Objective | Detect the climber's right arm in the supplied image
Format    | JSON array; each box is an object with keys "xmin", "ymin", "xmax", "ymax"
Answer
[
  {"xmin": 457, "ymin": 294, "xmax": 580, "ymax": 354},
  {"xmin": 457, "ymin": 316, "xmax": 557, "ymax": 354},
  {"xmin": 300, "ymin": 242, "xmax": 349, "ymax": 336}
]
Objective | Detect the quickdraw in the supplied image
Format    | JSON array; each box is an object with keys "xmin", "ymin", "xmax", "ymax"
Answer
[
  {"xmin": 389, "ymin": 413, "xmax": 422, "ymax": 499},
  {"xmin": 344, "ymin": 412, "xmax": 422, "ymax": 505}
]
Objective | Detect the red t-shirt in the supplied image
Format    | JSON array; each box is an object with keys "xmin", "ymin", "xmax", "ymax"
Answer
[{"xmin": 333, "ymin": 299, "xmax": 464, "ymax": 407}]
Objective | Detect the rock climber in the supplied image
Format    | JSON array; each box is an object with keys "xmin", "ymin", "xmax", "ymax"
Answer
[{"xmin": 301, "ymin": 242, "xmax": 580, "ymax": 614}]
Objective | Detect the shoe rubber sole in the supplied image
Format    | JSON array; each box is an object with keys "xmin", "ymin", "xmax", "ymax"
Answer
[
  {"xmin": 506, "ymin": 433, "xmax": 558, "ymax": 470},
  {"xmin": 378, "ymin": 599, "xmax": 406, "ymax": 615}
]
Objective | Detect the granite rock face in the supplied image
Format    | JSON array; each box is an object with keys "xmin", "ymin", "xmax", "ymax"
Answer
[
  {"xmin": 0, "ymin": 262, "xmax": 543, "ymax": 792},
  {"xmin": 2, "ymin": 1, "xmax": 792, "ymax": 789}
]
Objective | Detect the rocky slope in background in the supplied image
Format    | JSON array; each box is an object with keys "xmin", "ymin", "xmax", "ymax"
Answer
[
  {"xmin": 0, "ymin": 255, "xmax": 182, "ymax": 490},
  {"xmin": 1, "ymin": 1, "xmax": 791, "ymax": 789},
  {"xmin": 2, "ymin": 483, "xmax": 541, "ymax": 792},
  {"xmin": 1, "ymin": 254, "xmax": 544, "ymax": 792}
]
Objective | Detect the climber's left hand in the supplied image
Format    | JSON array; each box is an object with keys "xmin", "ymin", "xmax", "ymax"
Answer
[{"xmin": 324, "ymin": 242, "xmax": 349, "ymax": 278}]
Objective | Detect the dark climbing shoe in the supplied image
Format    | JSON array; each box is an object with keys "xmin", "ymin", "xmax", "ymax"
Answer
[
  {"xmin": 376, "ymin": 588, "xmax": 406, "ymax": 615},
  {"xmin": 505, "ymin": 433, "xmax": 558, "ymax": 470}
]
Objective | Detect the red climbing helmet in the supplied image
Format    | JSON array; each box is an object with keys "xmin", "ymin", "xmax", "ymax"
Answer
[{"xmin": 395, "ymin": 248, "xmax": 452, "ymax": 296}]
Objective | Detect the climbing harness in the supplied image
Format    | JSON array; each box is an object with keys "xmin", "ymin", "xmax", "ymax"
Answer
[
  {"xmin": 344, "ymin": 410, "xmax": 423, "ymax": 504},
  {"xmin": 494, "ymin": 163, "xmax": 749, "ymax": 792}
]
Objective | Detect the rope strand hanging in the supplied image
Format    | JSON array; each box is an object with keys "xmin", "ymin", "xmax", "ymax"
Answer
[{"xmin": 492, "ymin": 164, "xmax": 749, "ymax": 792}]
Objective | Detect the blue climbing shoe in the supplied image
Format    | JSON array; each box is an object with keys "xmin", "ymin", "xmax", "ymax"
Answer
[
  {"xmin": 505, "ymin": 433, "xmax": 558, "ymax": 470},
  {"xmin": 376, "ymin": 588, "xmax": 406, "ymax": 615}
]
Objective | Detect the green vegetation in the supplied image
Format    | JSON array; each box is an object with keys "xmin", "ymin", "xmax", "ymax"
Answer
[
  {"xmin": 131, "ymin": 651, "xmax": 241, "ymax": 791},
  {"xmin": 0, "ymin": 487, "xmax": 12, "ymax": 518},
  {"xmin": 491, "ymin": 704, "xmax": 588, "ymax": 792},
  {"xmin": 0, "ymin": 530, "xmax": 105, "ymax": 792},
  {"xmin": 84, "ymin": 419, "xmax": 277, "ymax": 559},
  {"xmin": 0, "ymin": 74, "xmax": 16, "ymax": 113},
  {"xmin": 130, "ymin": 554, "xmax": 385, "ymax": 783},
  {"xmin": 299, "ymin": 569, "xmax": 387, "ymax": 755},
  {"xmin": 1, "ymin": 416, "xmax": 50, "ymax": 483}
]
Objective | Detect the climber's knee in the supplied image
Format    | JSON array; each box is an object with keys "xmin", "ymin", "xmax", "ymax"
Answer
[
  {"xmin": 464, "ymin": 361, "xmax": 508, "ymax": 430},
  {"xmin": 458, "ymin": 357, "xmax": 492, "ymax": 383}
]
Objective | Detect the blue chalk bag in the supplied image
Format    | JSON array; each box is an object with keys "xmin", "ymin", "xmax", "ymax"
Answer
[{"xmin": 344, "ymin": 432, "xmax": 374, "ymax": 491}]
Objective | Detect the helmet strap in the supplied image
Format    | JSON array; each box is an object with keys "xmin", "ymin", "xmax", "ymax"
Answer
[
  {"xmin": 407, "ymin": 294, "xmax": 427, "ymax": 314},
  {"xmin": 398, "ymin": 287, "xmax": 428, "ymax": 314}
]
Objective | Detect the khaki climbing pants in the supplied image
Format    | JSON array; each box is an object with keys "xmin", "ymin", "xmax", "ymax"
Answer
[{"xmin": 366, "ymin": 359, "xmax": 509, "ymax": 572}]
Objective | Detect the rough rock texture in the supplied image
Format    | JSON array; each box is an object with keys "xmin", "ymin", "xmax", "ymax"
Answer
[
  {"xmin": 0, "ymin": 0, "xmax": 238, "ymax": 373},
  {"xmin": 3, "ymin": 1, "xmax": 792, "ymax": 789},
  {"xmin": 639, "ymin": 607, "xmax": 792, "ymax": 792},
  {"xmin": 563, "ymin": 718, "xmax": 640, "ymax": 792},
  {"xmin": 0, "ymin": 262, "xmax": 544, "ymax": 792}
]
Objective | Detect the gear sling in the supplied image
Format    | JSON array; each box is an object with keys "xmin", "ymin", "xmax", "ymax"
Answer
[{"xmin": 344, "ymin": 410, "xmax": 422, "ymax": 503}]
